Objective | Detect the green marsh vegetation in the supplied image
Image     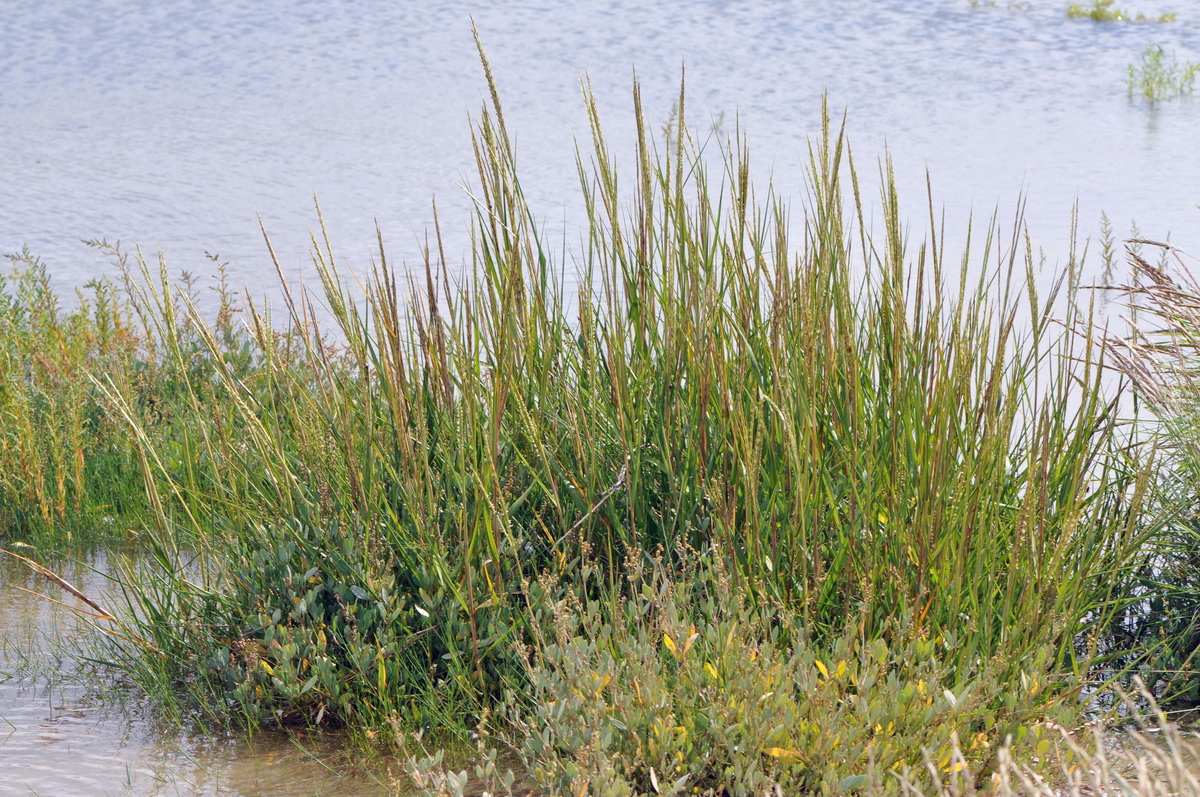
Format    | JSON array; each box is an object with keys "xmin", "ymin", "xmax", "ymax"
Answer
[
  {"xmin": 1103, "ymin": 242, "xmax": 1200, "ymax": 711},
  {"xmin": 0, "ymin": 249, "xmax": 256, "ymax": 544},
  {"xmin": 1126, "ymin": 42, "xmax": 1200, "ymax": 101},
  {"xmin": 0, "ymin": 255, "xmax": 145, "ymax": 542},
  {"xmin": 1066, "ymin": 0, "xmax": 1177, "ymax": 23},
  {"xmin": 3, "ymin": 46, "xmax": 1200, "ymax": 793}
]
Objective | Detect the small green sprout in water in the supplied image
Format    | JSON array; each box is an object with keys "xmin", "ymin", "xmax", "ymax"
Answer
[
  {"xmin": 1127, "ymin": 42, "xmax": 1200, "ymax": 101},
  {"xmin": 1066, "ymin": 0, "xmax": 1176, "ymax": 22}
]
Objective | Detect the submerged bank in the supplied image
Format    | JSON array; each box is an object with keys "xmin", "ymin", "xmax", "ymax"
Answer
[{"xmin": 2, "ymin": 58, "xmax": 1199, "ymax": 795}]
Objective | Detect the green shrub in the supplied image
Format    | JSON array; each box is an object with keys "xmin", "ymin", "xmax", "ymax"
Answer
[{"xmin": 505, "ymin": 556, "xmax": 1076, "ymax": 795}]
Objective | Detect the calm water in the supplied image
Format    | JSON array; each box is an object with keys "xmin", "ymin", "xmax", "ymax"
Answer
[
  {"xmin": 2, "ymin": 0, "xmax": 1198, "ymax": 311},
  {"xmin": 0, "ymin": 552, "xmax": 390, "ymax": 796}
]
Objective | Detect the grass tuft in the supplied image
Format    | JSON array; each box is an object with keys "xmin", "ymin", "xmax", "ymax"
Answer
[{"xmin": 1127, "ymin": 42, "xmax": 1200, "ymax": 102}]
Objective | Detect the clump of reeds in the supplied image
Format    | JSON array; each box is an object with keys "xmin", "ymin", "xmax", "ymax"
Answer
[
  {"xmin": 13, "ymin": 41, "xmax": 1189, "ymax": 791},
  {"xmin": 0, "ymin": 253, "xmax": 145, "ymax": 542},
  {"xmin": 1102, "ymin": 241, "xmax": 1200, "ymax": 708},
  {"xmin": 0, "ymin": 246, "xmax": 263, "ymax": 546}
]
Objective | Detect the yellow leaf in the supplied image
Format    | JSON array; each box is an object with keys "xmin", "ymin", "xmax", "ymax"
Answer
[
  {"xmin": 1029, "ymin": 677, "xmax": 1039, "ymax": 696},
  {"xmin": 704, "ymin": 662, "xmax": 720, "ymax": 680},
  {"xmin": 945, "ymin": 761, "xmax": 967, "ymax": 773},
  {"xmin": 877, "ymin": 510, "xmax": 889, "ymax": 524},
  {"xmin": 682, "ymin": 625, "xmax": 700, "ymax": 656},
  {"xmin": 259, "ymin": 660, "xmax": 275, "ymax": 676},
  {"xmin": 815, "ymin": 659, "xmax": 829, "ymax": 678},
  {"xmin": 835, "ymin": 659, "xmax": 847, "ymax": 678},
  {"xmin": 593, "ymin": 672, "xmax": 611, "ymax": 697},
  {"xmin": 663, "ymin": 634, "xmax": 677, "ymax": 655},
  {"xmin": 763, "ymin": 747, "xmax": 803, "ymax": 760}
]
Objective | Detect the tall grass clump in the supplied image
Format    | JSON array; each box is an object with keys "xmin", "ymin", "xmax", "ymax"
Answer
[
  {"xmin": 0, "ymin": 254, "xmax": 146, "ymax": 542},
  {"xmin": 0, "ymin": 247, "xmax": 268, "ymax": 546},
  {"xmin": 1104, "ymin": 242, "xmax": 1200, "ymax": 707},
  {"xmin": 67, "ymin": 46, "xmax": 1160, "ymax": 789}
]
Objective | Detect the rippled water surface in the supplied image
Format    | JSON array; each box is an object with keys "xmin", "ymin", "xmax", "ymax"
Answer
[
  {"xmin": 0, "ymin": 552, "xmax": 390, "ymax": 796},
  {"xmin": 2, "ymin": 0, "xmax": 1198, "ymax": 307}
]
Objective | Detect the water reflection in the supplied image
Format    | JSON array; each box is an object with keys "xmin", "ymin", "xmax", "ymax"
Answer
[{"xmin": 0, "ymin": 551, "xmax": 391, "ymax": 796}]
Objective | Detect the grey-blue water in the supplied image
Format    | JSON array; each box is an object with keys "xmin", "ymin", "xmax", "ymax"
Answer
[
  {"xmin": 3, "ymin": 0, "xmax": 1198, "ymax": 309},
  {"xmin": 0, "ymin": 552, "xmax": 389, "ymax": 796}
]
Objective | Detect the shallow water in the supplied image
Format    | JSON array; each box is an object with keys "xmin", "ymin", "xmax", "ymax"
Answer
[
  {"xmin": 0, "ymin": 551, "xmax": 392, "ymax": 796},
  {"xmin": 1, "ymin": 0, "xmax": 1197, "ymax": 311}
]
